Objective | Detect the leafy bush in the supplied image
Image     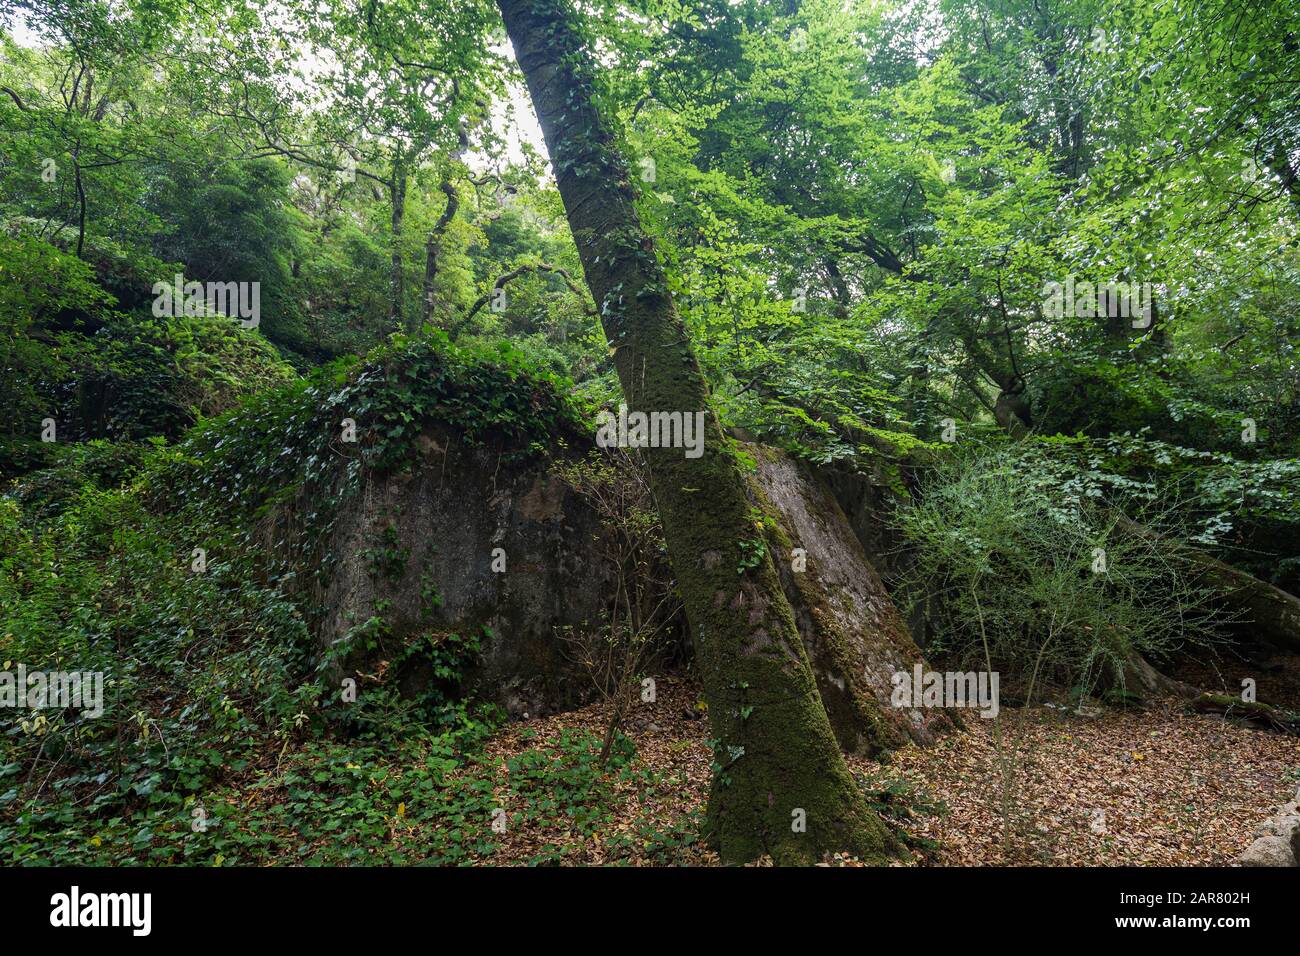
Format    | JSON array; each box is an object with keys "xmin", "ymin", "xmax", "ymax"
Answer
[
  {"xmin": 0, "ymin": 463, "xmax": 314, "ymax": 861},
  {"xmin": 1015, "ymin": 433, "xmax": 1300, "ymax": 591},
  {"xmin": 0, "ymin": 230, "xmax": 296, "ymax": 462},
  {"xmin": 897, "ymin": 443, "xmax": 1227, "ymax": 701}
]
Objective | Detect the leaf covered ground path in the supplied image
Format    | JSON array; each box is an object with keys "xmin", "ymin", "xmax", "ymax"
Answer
[{"xmin": 478, "ymin": 677, "xmax": 1300, "ymax": 866}]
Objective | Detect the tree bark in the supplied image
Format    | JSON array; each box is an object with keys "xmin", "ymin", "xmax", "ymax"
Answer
[
  {"xmin": 422, "ymin": 179, "xmax": 459, "ymax": 328},
  {"xmin": 1202, "ymin": 562, "xmax": 1300, "ymax": 654},
  {"xmin": 389, "ymin": 161, "xmax": 407, "ymax": 330},
  {"xmin": 823, "ymin": 257, "xmax": 851, "ymax": 319},
  {"xmin": 1117, "ymin": 651, "xmax": 1198, "ymax": 700},
  {"xmin": 496, "ymin": 0, "xmax": 896, "ymax": 864},
  {"xmin": 753, "ymin": 448, "xmax": 957, "ymax": 752},
  {"xmin": 73, "ymin": 142, "xmax": 87, "ymax": 259},
  {"xmin": 1190, "ymin": 693, "xmax": 1300, "ymax": 734},
  {"xmin": 992, "ymin": 385, "xmax": 1031, "ymax": 438},
  {"xmin": 1266, "ymin": 139, "xmax": 1300, "ymax": 219}
]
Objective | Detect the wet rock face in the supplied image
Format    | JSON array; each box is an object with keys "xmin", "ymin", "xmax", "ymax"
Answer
[{"xmin": 319, "ymin": 427, "xmax": 617, "ymax": 719}]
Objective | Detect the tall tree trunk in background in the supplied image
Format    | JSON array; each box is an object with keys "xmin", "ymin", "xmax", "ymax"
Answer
[
  {"xmin": 497, "ymin": 0, "xmax": 896, "ymax": 865},
  {"xmin": 73, "ymin": 141, "xmax": 87, "ymax": 259},
  {"xmin": 389, "ymin": 161, "xmax": 407, "ymax": 329},
  {"xmin": 957, "ymin": 327, "xmax": 1032, "ymax": 436},
  {"xmin": 424, "ymin": 117, "xmax": 471, "ymax": 329},
  {"xmin": 823, "ymin": 257, "xmax": 852, "ymax": 319},
  {"xmin": 422, "ymin": 179, "xmax": 459, "ymax": 328},
  {"xmin": 1266, "ymin": 139, "xmax": 1300, "ymax": 218},
  {"xmin": 992, "ymin": 384, "xmax": 1031, "ymax": 438}
]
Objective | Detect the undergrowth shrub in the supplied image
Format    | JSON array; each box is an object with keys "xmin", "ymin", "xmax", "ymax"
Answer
[
  {"xmin": 0, "ymin": 331, "xmax": 595, "ymax": 864},
  {"xmin": 897, "ymin": 443, "xmax": 1227, "ymax": 702},
  {"xmin": 0, "ymin": 466, "xmax": 314, "ymax": 862}
]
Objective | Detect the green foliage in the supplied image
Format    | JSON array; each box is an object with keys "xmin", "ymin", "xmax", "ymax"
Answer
[
  {"xmin": 897, "ymin": 443, "xmax": 1228, "ymax": 698},
  {"xmin": 144, "ymin": 156, "xmax": 308, "ymax": 357},
  {"xmin": 1020, "ymin": 433, "xmax": 1300, "ymax": 589},
  {"xmin": 3, "ymin": 0, "xmax": 1300, "ymax": 868},
  {"xmin": 0, "ymin": 454, "xmax": 314, "ymax": 861},
  {"xmin": 0, "ymin": 230, "xmax": 296, "ymax": 470},
  {"xmin": 0, "ymin": 231, "xmax": 112, "ymax": 452},
  {"xmin": 161, "ymin": 331, "xmax": 587, "ymax": 602},
  {"xmin": 0, "ymin": 326, "xmax": 595, "ymax": 864}
]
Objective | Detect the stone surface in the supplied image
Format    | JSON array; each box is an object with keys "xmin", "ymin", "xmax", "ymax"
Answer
[
  {"xmin": 753, "ymin": 449, "xmax": 954, "ymax": 753},
  {"xmin": 1239, "ymin": 835, "xmax": 1297, "ymax": 867},
  {"xmin": 1238, "ymin": 800, "xmax": 1300, "ymax": 866},
  {"xmin": 317, "ymin": 425, "xmax": 617, "ymax": 718},
  {"xmin": 308, "ymin": 427, "xmax": 948, "ymax": 752}
]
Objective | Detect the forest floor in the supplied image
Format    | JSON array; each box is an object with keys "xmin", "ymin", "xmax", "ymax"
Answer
[{"xmin": 476, "ymin": 673, "xmax": 1300, "ymax": 866}]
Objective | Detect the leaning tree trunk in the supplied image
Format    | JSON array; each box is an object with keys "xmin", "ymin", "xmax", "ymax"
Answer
[
  {"xmin": 496, "ymin": 0, "xmax": 896, "ymax": 864},
  {"xmin": 1115, "ymin": 515, "xmax": 1300, "ymax": 654}
]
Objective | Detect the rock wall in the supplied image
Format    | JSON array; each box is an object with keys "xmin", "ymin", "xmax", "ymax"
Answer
[
  {"xmin": 318, "ymin": 426, "xmax": 617, "ymax": 718},
  {"xmin": 313, "ymin": 428, "xmax": 950, "ymax": 753},
  {"xmin": 753, "ymin": 449, "xmax": 955, "ymax": 754}
]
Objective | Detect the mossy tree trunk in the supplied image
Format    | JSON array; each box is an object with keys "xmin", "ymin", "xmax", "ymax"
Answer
[
  {"xmin": 390, "ymin": 158, "xmax": 407, "ymax": 330},
  {"xmin": 422, "ymin": 179, "xmax": 459, "ymax": 329},
  {"xmin": 496, "ymin": 0, "xmax": 896, "ymax": 864}
]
